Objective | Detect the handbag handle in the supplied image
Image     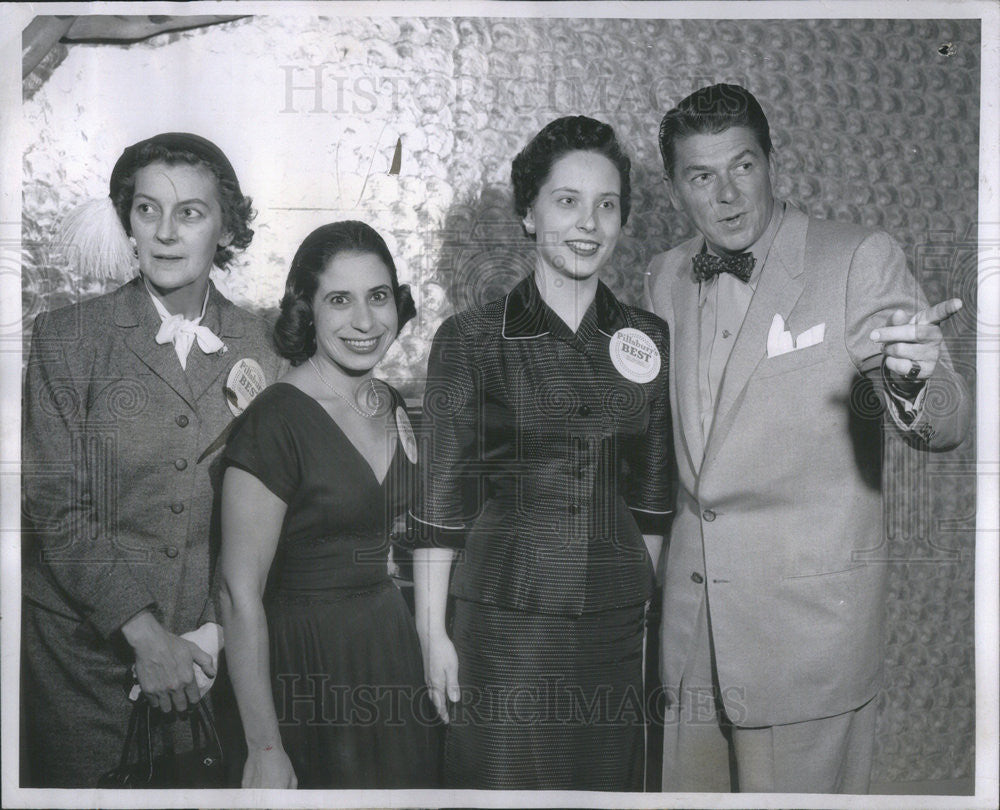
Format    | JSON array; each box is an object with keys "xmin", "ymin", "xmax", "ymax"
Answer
[
  {"xmin": 99, "ymin": 696, "xmax": 223, "ymax": 787},
  {"xmin": 189, "ymin": 699, "xmax": 224, "ymax": 770},
  {"xmin": 99, "ymin": 697, "xmax": 153, "ymax": 787}
]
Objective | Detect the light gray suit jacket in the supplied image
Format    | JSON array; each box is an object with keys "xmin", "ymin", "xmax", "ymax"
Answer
[{"xmin": 644, "ymin": 205, "xmax": 970, "ymax": 727}]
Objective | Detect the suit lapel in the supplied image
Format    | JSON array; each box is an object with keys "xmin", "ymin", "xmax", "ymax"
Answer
[
  {"xmin": 117, "ymin": 278, "xmax": 245, "ymax": 414},
  {"xmin": 702, "ymin": 207, "xmax": 810, "ymax": 472},
  {"xmin": 670, "ymin": 248, "xmax": 707, "ymax": 473},
  {"xmin": 117, "ymin": 279, "xmax": 197, "ymax": 411},
  {"xmin": 186, "ymin": 284, "xmax": 245, "ymax": 406}
]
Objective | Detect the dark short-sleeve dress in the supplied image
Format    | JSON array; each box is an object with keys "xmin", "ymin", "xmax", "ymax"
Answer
[
  {"xmin": 223, "ymin": 382, "xmax": 438, "ymax": 788},
  {"xmin": 411, "ymin": 276, "xmax": 674, "ymax": 791}
]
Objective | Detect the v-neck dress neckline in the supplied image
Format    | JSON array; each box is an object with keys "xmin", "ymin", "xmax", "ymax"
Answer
[{"xmin": 273, "ymin": 381, "xmax": 399, "ymax": 487}]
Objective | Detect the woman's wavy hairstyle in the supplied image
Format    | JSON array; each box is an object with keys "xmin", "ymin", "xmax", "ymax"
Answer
[
  {"xmin": 511, "ymin": 115, "xmax": 632, "ymax": 238},
  {"xmin": 274, "ymin": 220, "xmax": 416, "ymax": 366},
  {"xmin": 110, "ymin": 141, "xmax": 255, "ymax": 270}
]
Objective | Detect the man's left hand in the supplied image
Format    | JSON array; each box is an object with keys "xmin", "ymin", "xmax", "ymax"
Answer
[{"xmin": 870, "ymin": 298, "xmax": 963, "ymax": 381}]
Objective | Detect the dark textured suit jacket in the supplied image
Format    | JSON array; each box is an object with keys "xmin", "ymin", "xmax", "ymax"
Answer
[
  {"xmin": 412, "ymin": 274, "xmax": 674, "ymax": 616},
  {"xmin": 644, "ymin": 205, "xmax": 970, "ymax": 727},
  {"xmin": 21, "ymin": 276, "xmax": 284, "ymax": 786}
]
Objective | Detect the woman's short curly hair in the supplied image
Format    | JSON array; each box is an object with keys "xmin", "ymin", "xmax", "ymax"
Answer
[
  {"xmin": 110, "ymin": 139, "xmax": 255, "ymax": 270},
  {"xmin": 511, "ymin": 116, "xmax": 632, "ymax": 238},
  {"xmin": 274, "ymin": 221, "xmax": 417, "ymax": 366}
]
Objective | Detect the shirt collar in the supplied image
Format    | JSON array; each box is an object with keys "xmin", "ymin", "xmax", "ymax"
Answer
[
  {"xmin": 698, "ymin": 200, "xmax": 785, "ymax": 306},
  {"xmin": 143, "ymin": 276, "xmax": 212, "ymax": 326},
  {"xmin": 502, "ymin": 274, "xmax": 629, "ymax": 341}
]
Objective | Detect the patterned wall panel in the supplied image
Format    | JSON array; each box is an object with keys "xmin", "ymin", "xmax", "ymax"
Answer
[{"xmin": 21, "ymin": 14, "xmax": 979, "ymax": 786}]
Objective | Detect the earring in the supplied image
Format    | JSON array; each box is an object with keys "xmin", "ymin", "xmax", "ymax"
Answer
[{"xmin": 128, "ymin": 236, "xmax": 138, "ymax": 257}]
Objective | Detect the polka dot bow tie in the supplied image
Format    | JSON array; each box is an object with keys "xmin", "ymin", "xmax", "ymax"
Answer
[{"xmin": 692, "ymin": 251, "xmax": 756, "ymax": 283}]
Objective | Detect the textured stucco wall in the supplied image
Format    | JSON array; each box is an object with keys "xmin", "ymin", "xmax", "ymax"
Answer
[{"xmin": 21, "ymin": 14, "xmax": 979, "ymax": 786}]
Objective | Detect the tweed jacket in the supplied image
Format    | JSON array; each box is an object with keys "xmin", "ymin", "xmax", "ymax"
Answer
[
  {"xmin": 644, "ymin": 205, "xmax": 971, "ymax": 727},
  {"xmin": 411, "ymin": 274, "xmax": 674, "ymax": 616},
  {"xmin": 22, "ymin": 276, "xmax": 285, "ymax": 637}
]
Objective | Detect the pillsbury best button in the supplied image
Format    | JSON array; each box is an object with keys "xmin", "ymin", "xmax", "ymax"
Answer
[{"xmin": 609, "ymin": 328, "xmax": 661, "ymax": 384}]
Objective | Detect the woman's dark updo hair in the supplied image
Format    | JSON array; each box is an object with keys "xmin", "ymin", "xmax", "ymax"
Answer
[
  {"xmin": 274, "ymin": 220, "xmax": 416, "ymax": 366},
  {"xmin": 109, "ymin": 133, "xmax": 255, "ymax": 270},
  {"xmin": 511, "ymin": 115, "xmax": 632, "ymax": 238}
]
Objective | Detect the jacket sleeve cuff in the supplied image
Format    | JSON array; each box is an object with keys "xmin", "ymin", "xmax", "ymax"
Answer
[
  {"xmin": 878, "ymin": 358, "xmax": 971, "ymax": 450},
  {"xmin": 88, "ymin": 583, "xmax": 158, "ymax": 639},
  {"xmin": 406, "ymin": 511, "xmax": 468, "ymax": 550},
  {"xmin": 881, "ymin": 359, "xmax": 929, "ymax": 430},
  {"xmin": 630, "ymin": 506, "xmax": 672, "ymax": 535}
]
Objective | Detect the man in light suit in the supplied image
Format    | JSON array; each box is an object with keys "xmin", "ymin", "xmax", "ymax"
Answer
[{"xmin": 644, "ymin": 84, "xmax": 970, "ymax": 793}]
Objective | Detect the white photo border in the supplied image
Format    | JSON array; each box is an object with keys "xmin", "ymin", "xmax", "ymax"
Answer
[{"xmin": 2, "ymin": 2, "xmax": 997, "ymax": 809}]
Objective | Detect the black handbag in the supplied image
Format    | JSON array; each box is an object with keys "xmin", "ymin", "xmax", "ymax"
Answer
[{"xmin": 98, "ymin": 696, "xmax": 225, "ymax": 788}]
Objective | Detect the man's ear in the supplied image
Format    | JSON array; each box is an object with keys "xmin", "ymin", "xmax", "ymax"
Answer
[{"xmin": 663, "ymin": 174, "xmax": 681, "ymax": 211}]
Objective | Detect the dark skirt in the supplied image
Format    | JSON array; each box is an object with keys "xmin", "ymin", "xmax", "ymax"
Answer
[
  {"xmin": 267, "ymin": 579, "xmax": 440, "ymax": 788},
  {"xmin": 446, "ymin": 599, "xmax": 647, "ymax": 790}
]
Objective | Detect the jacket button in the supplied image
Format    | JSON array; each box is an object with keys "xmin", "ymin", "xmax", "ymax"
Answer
[
  {"xmin": 164, "ymin": 546, "xmax": 179, "ymax": 559},
  {"xmin": 702, "ymin": 509, "xmax": 716, "ymax": 522},
  {"xmin": 175, "ymin": 414, "xmax": 189, "ymax": 427},
  {"xmin": 691, "ymin": 572, "xmax": 704, "ymax": 584},
  {"xmin": 170, "ymin": 502, "xmax": 184, "ymax": 514},
  {"xmin": 569, "ymin": 503, "xmax": 581, "ymax": 515},
  {"xmin": 577, "ymin": 404, "xmax": 592, "ymax": 417},
  {"xmin": 174, "ymin": 458, "xmax": 188, "ymax": 471}
]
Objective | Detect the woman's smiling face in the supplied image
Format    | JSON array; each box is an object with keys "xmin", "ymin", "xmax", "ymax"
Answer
[
  {"xmin": 311, "ymin": 251, "xmax": 398, "ymax": 375},
  {"xmin": 522, "ymin": 150, "xmax": 623, "ymax": 284}
]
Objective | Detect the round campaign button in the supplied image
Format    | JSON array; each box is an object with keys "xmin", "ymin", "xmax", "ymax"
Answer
[
  {"xmin": 609, "ymin": 328, "xmax": 661, "ymax": 384},
  {"xmin": 225, "ymin": 358, "xmax": 266, "ymax": 416},
  {"xmin": 395, "ymin": 407, "xmax": 418, "ymax": 464}
]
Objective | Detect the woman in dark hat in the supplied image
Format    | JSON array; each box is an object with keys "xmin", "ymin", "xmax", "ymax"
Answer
[
  {"xmin": 410, "ymin": 116, "xmax": 674, "ymax": 790},
  {"xmin": 21, "ymin": 132, "xmax": 284, "ymax": 787},
  {"xmin": 218, "ymin": 221, "xmax": 438, "ymax": 789}
]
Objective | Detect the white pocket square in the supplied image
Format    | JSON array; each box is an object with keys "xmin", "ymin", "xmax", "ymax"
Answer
[{"xmin": 767, "ymin": 314, "xmax": 826, "ymax": 358}]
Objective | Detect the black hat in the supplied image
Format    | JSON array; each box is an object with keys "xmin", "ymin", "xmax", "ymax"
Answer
[{"xmin": 109, "ymin": 132, "xmax": 241, "ymax": 199}]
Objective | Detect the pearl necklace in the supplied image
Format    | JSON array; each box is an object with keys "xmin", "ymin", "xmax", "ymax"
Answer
[{"xmin": 308, "ymin": 357, "xmax": 381, "ymax": 418}]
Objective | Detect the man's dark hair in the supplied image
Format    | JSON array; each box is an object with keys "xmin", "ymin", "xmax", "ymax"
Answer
[{"xmin": 658, "ymin": 84, "xmax": 773, "ymax": 177}]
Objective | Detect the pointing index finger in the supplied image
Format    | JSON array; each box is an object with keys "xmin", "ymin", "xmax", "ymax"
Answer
[{"xmin": 911, "ymin": 298, "xmax": 963, "ymax": 326}]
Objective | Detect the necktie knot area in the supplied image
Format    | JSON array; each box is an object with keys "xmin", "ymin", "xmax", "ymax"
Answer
[{"xmin": 692, "ymin": 251, "xmax": 756, "ymax": 283}]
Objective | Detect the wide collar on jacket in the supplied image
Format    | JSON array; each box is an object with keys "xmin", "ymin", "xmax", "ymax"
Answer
[
  {"xmin": 501, "ymin": 273, "xmax": 629, "ymax": 345},
  {"xmin": 671, "ymin": 204, "xmax": 810, "ymax": 479},
  {"xmin": 112, "ymin": 275, "xmax": 246, "ymax": 412}
]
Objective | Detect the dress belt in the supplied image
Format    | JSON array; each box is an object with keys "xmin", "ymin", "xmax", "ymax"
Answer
[{"xmin": 268, "ymin": 577, "xmax": 394, "ymax": 605}]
